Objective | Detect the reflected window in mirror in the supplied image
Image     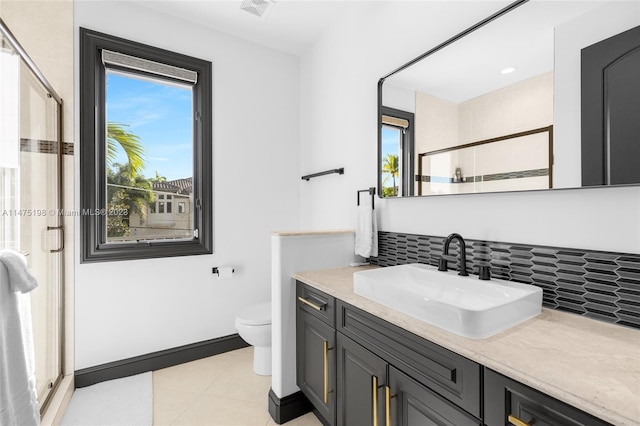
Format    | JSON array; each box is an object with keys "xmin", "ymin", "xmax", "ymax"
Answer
[{"xmin": 380, "ymin": 107, "xmax": 414, "ymax": 198}]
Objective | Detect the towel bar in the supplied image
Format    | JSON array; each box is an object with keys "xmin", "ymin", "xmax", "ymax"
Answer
[{"xmin": 301, "ymin": 168, "xmax": 344, "ymax": 181}]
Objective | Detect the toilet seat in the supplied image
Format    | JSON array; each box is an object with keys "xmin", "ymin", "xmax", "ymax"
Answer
[{"xmin": 236, "ymin": 302, "xmax": 271, "ymax": 326}]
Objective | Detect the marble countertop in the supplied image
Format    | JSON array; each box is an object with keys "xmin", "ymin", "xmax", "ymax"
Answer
[
  {"xmin": 271, "ymin": 230, "xmax": 353, "ymax": 237},
  {"xmin": 293, "ymin": 266, "xmax": 640, "ymax": 426}
]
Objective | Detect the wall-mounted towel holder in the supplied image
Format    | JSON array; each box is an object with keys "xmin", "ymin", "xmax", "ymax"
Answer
[
  {"xmin": 357, "ymin": 187, "xmax": 376, "ymax": 209},
  {"xmin": 211, "ymin": 267, "xmax": 236, "ymax": 274},
  {"xmin": 301, "ymin": 168, "xmax": 344, "ymax": 181}
]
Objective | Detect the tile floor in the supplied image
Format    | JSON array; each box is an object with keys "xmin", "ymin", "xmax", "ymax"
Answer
[{"xmin": 153, "ymin": 347, "xmax": 322, "ymax": 426}]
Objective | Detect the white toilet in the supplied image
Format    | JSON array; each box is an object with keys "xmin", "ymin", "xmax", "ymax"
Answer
[{"xmin": 235, "ymin": 301, "xmax": 272, "ymax": 376}]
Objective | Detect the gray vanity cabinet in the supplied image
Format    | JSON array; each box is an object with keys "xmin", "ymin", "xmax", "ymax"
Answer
[
  {"xmin": 484, "ymin": 369, "xmax": 612, "ymax": 426},
  {"xmin": 296, "ymin": 281, "xmax": 612, "ymax": 426},
  {"xmin": 297, "ymin": 281, "xmax": 481, "ymax": 426},
  {"xmin": 296, "ymin": 284, "xmax": 337, "ymax": 426}
]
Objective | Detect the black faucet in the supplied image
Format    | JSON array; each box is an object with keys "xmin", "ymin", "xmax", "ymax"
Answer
[{"xmin": 438, "ymin": 233, "xmax": 468, "ymax": 276}]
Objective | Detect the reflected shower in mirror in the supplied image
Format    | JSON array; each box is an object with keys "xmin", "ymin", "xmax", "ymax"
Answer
[{"xmin": 378, "ymin": 0, "xmax": 640, "ymax": 198}]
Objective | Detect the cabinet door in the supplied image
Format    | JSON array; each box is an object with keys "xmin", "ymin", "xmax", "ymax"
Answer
[
  {"xmin": 336, "ymin": 333, "xmax": 387, "ymax": 426},
  {"xmin": 388, "ymin": 366, "xmax": 481, "ymax": 426},
  {"xmin": 297, "ymin": 309, "xmax": 336, "ymax": 425},
  {"xmin": 484, "ymin": 369, "xmax": 612, "ymax": 426}
]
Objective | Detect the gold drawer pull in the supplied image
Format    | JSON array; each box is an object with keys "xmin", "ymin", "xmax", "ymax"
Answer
[
  {"xmin": 298, "ymin": 296, "xmax": 325, "ymax": 311},
  {"xmin": 508, "ymin": 415, "xmax": 532, "ymax": 426},
  {"xmin": 323, "ymin": 340, "xmax": 333, "ymax": 404},
  {"xmin": 372, "ymin": 376, "xmax": 379, "ymax": 426},
  {"xmin": 385, "ymin": 386, "xmax": 396, "ymax": 426}
]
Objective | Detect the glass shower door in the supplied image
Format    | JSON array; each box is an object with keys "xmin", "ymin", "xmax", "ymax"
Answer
[{"xmin": 1, "ymin": 24, "xmax": 64, "ymax": 413}]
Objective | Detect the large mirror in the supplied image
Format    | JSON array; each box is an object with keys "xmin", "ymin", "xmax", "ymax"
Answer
[{"xmin": 379, "ymin": 0, "xmax": 640, "ymax": 197}]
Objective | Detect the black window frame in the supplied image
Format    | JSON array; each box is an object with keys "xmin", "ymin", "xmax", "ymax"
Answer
[{"xmin": 80, "ymin": 28, "xmax": 212, "ymax": 262}]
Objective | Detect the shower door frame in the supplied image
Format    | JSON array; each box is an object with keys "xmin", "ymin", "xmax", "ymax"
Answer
[{"xmin": 0, "ymin": 17, "xmax": 66, "ymax": 415}]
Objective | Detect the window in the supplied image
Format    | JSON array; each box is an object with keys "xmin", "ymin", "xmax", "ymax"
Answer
[
  {"xmin": 380, "ymin": 107, "xmax": 414, "ymax": 197},
  {"xmin": 381, "ymin": 124, "xmax": 403, "ymax": 196},
  {"xmin": 80, "ymin": 28, "xmax": 212, "ymax": 262},
  {"xmin": 178, "ymin": 202, "xmax": 186, "ymax": 214}
]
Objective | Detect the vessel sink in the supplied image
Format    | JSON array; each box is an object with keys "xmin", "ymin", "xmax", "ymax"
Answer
[{"xmin": 353, "ymin": 263, "xmax": 542, "ymax": 339}]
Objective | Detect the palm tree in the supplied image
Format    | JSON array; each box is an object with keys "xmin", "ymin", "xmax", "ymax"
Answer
[
  {"xmin": 107, "ymin": 163, "xmax": 155, "ymax": 216},
  {"xmin": 151, "ymin": 171, "xmax": 167, "ymax": 183},
  {"xmin": 107, "ymin": 163, "xmax": 156, "ymax": 237},
  {"xmin": 107, "ymin": 122, "xmax": 146, "ymax": 178},
  {"xmin": 382, "ymin": 154, "xmax": 399, "ymax": 196}
]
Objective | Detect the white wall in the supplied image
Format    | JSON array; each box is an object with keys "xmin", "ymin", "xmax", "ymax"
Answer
[
  {"xmin": 74, "ymin": 1, "xmax": 300, "ymax": 369},
  {"xmin": 299, "ymin": 1, "xmax": 640, "ymax": 255},
  {"xmin": 299, "ymin": 1, "xmax": 510, "ymax": 229}
]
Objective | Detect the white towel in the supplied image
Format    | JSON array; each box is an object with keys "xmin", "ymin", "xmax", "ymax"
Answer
[
  {"xmin": 0, "ymin": 250, "xmax": 40, "ymax": 426},
  {"xmin": 0, "ymin": 250, "xmax": 37, "ymax": 293},
  {"xmin": 355, "ymin": 204, "xmax": 378, "ymax": 258}
]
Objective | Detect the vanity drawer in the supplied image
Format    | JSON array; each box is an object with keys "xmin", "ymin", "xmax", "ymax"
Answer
[
  {"xmin": 296, "ymin": 281, "xmax": 335, "ymax": 327},
  {"xmin": 484, "ymin": 368, "xmax": 612, "ymax": 426},
  {"xmin": 336, "ymin": 300, "xmax": 481, "ymax": 418}
]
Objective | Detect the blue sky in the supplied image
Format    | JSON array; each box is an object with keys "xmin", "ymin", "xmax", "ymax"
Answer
[
  {"xmin": 381, "ymin": 126, "xmax": 400, "ymax": 158},
  {"xmin": 106, "ymin": 71, "xmax": 193, "ymax": 181}
]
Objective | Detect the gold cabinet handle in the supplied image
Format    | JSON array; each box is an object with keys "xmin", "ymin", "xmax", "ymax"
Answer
[
  {"xmin": 385, "ymin": 386, "xmax": 396, "ymax": 426},
  {"xmin": 298, "ymin": 296, "xmax": 325, "ymax": 311},
  {"xmin": 323, "ymin": 340, "xmax": 333, "ymax": 404},
  {"xmin": 508, "ymin": 415, "xmax": 531, "ymax": 426},
  {"xmin": 372, "ymin": 376, "xmax": 379, "ymax": 426}
]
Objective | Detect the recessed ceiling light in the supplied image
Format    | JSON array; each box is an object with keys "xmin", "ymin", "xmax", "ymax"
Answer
[
  {"xmin": 500, "ymin": 67, "xmax": 517, "ymax": 75},
  {"xmin": 240, "ymin": 0, "xmax": 275, "ymax": 19}
]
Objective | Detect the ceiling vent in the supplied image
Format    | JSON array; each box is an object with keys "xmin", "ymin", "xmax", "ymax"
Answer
[{"xmin": 240, "ymin": 0, "xmax": 275, "ymax": 19}]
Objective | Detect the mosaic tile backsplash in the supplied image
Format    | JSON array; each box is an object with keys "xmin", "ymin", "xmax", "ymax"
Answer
[{"xmin": 369, "ymin": 231, "xmax": 640, "ymax": 330}]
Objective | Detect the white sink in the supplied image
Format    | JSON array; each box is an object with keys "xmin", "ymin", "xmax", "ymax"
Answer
[{"xmin": 353, "ymin": 263, "xmax": 542, "ymax": 339}]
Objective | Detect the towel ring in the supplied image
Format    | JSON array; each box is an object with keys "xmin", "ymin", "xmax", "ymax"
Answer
[{"xmin": 357, "ymin": 187, "xmax": 376, "ymax": 210}]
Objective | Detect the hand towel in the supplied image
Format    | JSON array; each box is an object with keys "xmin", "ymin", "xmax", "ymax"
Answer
[
  {"xmin": 0, "ymin": 250, "xmax": 37, "ymax": 293},
  {"xmin": 0, "ymin": 249, "xmax": 40, "ymax": 426},
  {"xmin": 355, "ymin": 204, "xmax": 378, "ymax": 258},
  {"xmin": 371, "ymin": 209, "xmax": 378, "ymax": 258}
]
